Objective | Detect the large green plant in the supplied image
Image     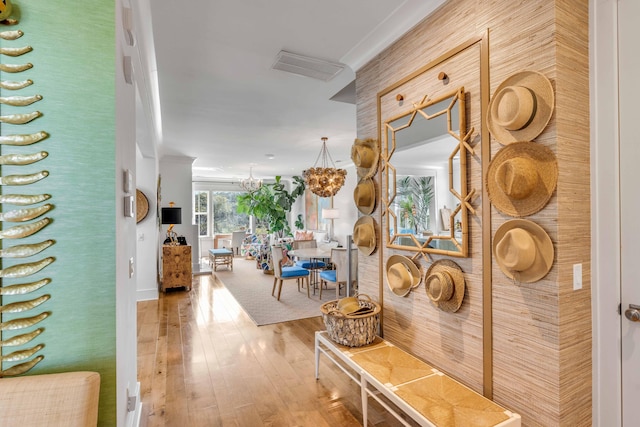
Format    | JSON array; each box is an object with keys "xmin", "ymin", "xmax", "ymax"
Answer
[
  {"xmin": 237, "ymin": 176, "xmax": 306, "ymax": 237},
  {"xmin": 395, "ymin": 176, "xmax": 435, "ymax": 233}
]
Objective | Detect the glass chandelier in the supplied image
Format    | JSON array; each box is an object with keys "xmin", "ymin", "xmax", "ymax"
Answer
[
  {"xmin": 303, "ymin": 137, "xmax": 347, "ymax": 198},
  {"xmin": 240, "ymin": 166, "xmax": 262, "ymax": 192}
]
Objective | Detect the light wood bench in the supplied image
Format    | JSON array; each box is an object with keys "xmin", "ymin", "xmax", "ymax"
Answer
[
  {"xmin": 209, "ymin": 248, "xmax": 233, "ymax": 271},
  {"xmin": 315, "ymin": 331, "xmax": 520, "ymax": 427}
]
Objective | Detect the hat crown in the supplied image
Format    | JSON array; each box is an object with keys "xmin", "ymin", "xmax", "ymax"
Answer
[
  {"xmin": 494, "ymin": 86, "xmax": 536, "ymax": 131},
  {"xmin": 496, "ymin": 157, "xmax": 538, "ymax": 200},
  {"xmin": 353, "ymin": 223, "xmax": 372, "ymax": 245},
  {"xmin": 496, "ymin": 228, "xmax": 537, "ymax": 271},
  {"xmin": 427, "ymin": 271, "xmax": 454, "ymax": 302},
  {"xmin": 354, "ymin": 181, "xmax": 373, "ymax": 205},
  {"xmin": 354, "ymin": 145, "xmax": 374, "ymax": 168},
  {"xmin": 388, "ymin": 263, "xmax": 411, "ymax": 291}
]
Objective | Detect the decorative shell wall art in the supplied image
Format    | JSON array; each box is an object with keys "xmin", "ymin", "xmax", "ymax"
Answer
[{"xmin": 0, "ymin": 5, "xmax": 55, "ymax": 378}]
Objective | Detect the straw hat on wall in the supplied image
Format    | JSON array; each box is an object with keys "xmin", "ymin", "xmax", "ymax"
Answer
[
  {"xmin": 486, "ymin": 142, "xmax": 558, "ymax": 217},
  {"xmin": 493, "ymin": 219, "xmax": 554, "ymax": 283},
  {"xmin": 487, "ymin": 70, "xmax": 555, "ymax": 144},
  {"xmin": 354, "ymin": 177, "xmax": 376, "ymax": 215},
  {"xmin": 353, "ymin": 216, "xmax": 376, "ymax": 256},
  {"xmin": 351, "ymin": 138, "xmax": 380, "ymax": 179},
  {"xmin": 386, "ymin": 255, "xmax": 422, "ymax": 297},
  {"xmin": 425, "ymin": 259, "xmax": 465, "ymax": 312}
]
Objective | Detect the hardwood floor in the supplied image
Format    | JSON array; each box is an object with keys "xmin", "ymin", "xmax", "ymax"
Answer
[{"xmin": 137, "ymin": 272, "xmax": 405, "ymax": 427}]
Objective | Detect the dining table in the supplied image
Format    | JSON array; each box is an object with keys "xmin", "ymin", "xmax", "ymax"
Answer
[{"xmin": 288, "ymin": 247, "xmax": 333, "ymax": 294}]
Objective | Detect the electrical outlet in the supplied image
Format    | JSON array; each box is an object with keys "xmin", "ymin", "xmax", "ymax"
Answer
[{"xmin": 573, "ymin": 263, "xmax": 582, "ymax": 290}]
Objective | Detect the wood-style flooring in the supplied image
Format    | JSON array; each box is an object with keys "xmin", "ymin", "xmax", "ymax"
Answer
[{"xmin": 137, "ymin": 270, "xmax": 406, "ymax": 427}]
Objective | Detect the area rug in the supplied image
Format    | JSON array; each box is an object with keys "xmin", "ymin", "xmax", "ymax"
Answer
[{"xmin": 213, "ymin": 257, "xmax": 327, "ymax": 326}]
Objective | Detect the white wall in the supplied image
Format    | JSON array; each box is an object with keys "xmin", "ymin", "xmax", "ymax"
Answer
[
  {"xmin": 116, "ymin": 0, "xmax": 142, "ymax": 425},
  {"xmin": 136, "ymin": 145, "xmax": 159, "ymax": 301},
  {"xmin": 159, "ymin": 156, "xmax": 199, "ymax": 269},
  {"xmin": 332, "ymin": 165, "xmax": 359, "ymax": 246}
]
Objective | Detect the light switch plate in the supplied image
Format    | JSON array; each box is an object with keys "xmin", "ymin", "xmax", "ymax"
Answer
[
  {"xmin": 124, "ymin": 195, "xmax": 134, "ymax": 218},
  {"xmin": 123, "ymin": 169, "xmax": 133, "ymax": 193},
  {"xmin": 573, "ymin": 263, "xmax": 582, "ymax": 290}
]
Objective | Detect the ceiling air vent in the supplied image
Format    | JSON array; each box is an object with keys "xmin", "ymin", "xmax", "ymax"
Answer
[{"xmin": 272, "ymin": 50, "xmax": 345, "ymax": 82}]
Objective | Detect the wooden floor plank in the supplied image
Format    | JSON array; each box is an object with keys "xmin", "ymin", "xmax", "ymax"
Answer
[{"xmin": 138, "ymin": 268, "xmax": 404, "ymax": 426}]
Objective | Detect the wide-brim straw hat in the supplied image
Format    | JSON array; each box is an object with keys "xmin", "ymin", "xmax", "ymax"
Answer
[
  {"xmin": 353, "ymin": 216, "xmax": 376, "ymax": 256},
  {"xmin": 493, "ymin": 219, "xmax": 554, "ymax": 283},
  {"xmin": 486, "ymin": 141, "xmax": 558, "ymax": 217},
  {"xmin": 487, "ymin": 70, "xmax": 555, "ymax": 144},
  {"xmin": 354, "ymin": 177, "xmax": 376, "ymax": 215},
  {"xmin": 386, "ymin": 255, "xmax": 421, "ymax": 297},
  {"xmin": 425, "ymin": 259, "xmax": 465, "ymax": 312},
  {"xmin": 351, "ymin": 138, "xmax": 380, "ymax": 179}
]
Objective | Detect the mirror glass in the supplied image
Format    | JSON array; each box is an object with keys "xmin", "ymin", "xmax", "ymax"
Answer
[{"xmin": 384, "ymin": 88, "xmax": 469, "ymax": 256}]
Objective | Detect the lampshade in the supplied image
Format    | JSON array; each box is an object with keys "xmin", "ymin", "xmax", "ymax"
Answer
[
  {"xmin": 161, "ymin": 207, "xmax": 182, "ymax": 225},
  {"xmin": 303, "ymin": 137, "xmax": 347, "ymax": 197},
  {"xmin": 322, "ymin": 208, "xmax": 340, "ymax": 220}
]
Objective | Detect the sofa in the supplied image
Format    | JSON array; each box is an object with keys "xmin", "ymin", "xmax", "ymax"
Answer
[{"xmin": 0, "ymin": 371, "xmax": 100, "ymax": 426}]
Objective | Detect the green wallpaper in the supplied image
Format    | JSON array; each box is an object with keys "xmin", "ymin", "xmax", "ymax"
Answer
[{"xmin": 0, "ymin": 1, "xmax": 116, "ymax": 424}]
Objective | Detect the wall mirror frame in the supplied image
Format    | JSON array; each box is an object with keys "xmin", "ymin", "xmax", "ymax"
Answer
[{"xmin": 382, "ymin": 87, "xmax": 473, "ymax": 257}]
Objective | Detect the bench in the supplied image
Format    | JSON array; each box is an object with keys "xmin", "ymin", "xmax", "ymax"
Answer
[
  {"xmin": 209, "ymin": 248, "xmax": 233, "ymax": 271},
  {"xmin": 0, "ymin": 371, "xmax": 100, "ymax": 426},
  {"xmin": 315, "ymin": 331, "xmax": 521, "ymax": 427}
]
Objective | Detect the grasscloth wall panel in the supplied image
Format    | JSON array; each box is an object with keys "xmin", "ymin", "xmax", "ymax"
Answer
[
  {"xmin": 355, "ymin": 0, "xmax": 590, "ymax": 425},
  {"xmin": 378, "ymin": 42, "xmax": 485, "ymax": 392}
]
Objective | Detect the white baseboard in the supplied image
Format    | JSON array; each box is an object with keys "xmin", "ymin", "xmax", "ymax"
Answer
[{"xmin": 137, "ymin": 288, "xmax": 158, "ymax": 301}]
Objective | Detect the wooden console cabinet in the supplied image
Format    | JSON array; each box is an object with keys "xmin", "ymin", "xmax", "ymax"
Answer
[{"xmin": 161, "ymin": 245, "xmax": 192, "ymax": 291}]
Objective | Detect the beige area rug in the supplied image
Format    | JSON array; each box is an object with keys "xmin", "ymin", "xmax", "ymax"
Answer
[{"xmin": 213, "ymin": 256, "xmax": 330, "ymax": 326}]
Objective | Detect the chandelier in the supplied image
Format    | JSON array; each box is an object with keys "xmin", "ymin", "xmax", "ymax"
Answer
[
  {"xmin": 303, "ymin": 137, "xmax": 347, "ymax": 198},
  {"xmin": 240, "ymin": 166, "xmax": 262, "ymax": 192}
]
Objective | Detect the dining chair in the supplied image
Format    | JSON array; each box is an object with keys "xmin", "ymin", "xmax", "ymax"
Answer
[
  {"xmin": 292, "ymin": 239, "xmax": 327, "ymax": 270},
  {"xmin": 230, "ymin": 230, "xmax": 246, "ymax": 255},
  {"xmin": 319, "ymin": 247, "xmax": 358, "ymax": 300},
  {"xmin": 271, "ymin": 245, "xmax": 310, "ymax": 301}
]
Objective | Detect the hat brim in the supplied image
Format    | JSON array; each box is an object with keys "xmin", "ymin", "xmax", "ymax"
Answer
[
  {"xmin": 493, "ymin": 219, "xmax": 554, "ymax": 283},
  {"xmin": 486, "ymin": 142, "xmax": 558, "ymax": 217},
  {"xmin": 386, "ymin": 255, "xmax": 422, "ymax": 297},
  {"xmin": 353, "ymin": 216, "xmax": 376, "ymax": 256},
  {"xmin": 351, "ymin": 138, "xmax": 380, "ymax": 179},
  {"xmin": 354, "ymin": 177, "xmax": 376, "ymax": 215},
  {"xmin": 487, "ymin": 70, "xmax": 554, "ymax": 144},
  {"xmin": 425, "ymin": 259, "xmax": 465, "ymax": 312}
]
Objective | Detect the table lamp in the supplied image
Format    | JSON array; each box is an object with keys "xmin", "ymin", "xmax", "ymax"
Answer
[
  {"xmin": 322, "ymin": 208, "xmax": 339, "ymax": 242},
  {"xmin": 161, "ymin": 202, "xmax": 182, "ymax": 245}
]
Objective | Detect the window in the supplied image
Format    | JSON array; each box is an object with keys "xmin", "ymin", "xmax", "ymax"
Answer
[
  {"xmin": 194, "ymin": 191, "xmax": 209, "ymax": 237},
  {"xmin": 193, "ymin": 190, "xmax": 252, "ymax": 236},
  {"xmin": 212, "ymin": 192, "xmax": 250, "ymax": 233}
]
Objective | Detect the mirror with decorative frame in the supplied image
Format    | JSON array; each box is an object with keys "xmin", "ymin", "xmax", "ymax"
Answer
[{"xmin": 383, "ymin": 87, "xmax": 472, "ymax": 257}]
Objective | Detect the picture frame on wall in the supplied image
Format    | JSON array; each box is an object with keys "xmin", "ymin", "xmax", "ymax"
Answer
[{"xmin": 304, "ymin": 189, "xmax": 332, "ymax": 232}]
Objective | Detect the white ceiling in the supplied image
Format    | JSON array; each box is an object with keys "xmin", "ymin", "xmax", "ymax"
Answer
[{"xmin": 141, "ymin": 0, "xmax": 446, "ymax": 181}]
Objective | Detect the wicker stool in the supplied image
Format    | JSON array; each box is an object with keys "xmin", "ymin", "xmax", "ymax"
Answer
[{"xmin": 209, "ymin": 248, "xmax": 233, "ymax": 271}]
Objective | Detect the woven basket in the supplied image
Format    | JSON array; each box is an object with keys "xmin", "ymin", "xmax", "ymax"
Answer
[{"xmin": 320, "ymin": 294, "xmax": 381, "ymax": 347}]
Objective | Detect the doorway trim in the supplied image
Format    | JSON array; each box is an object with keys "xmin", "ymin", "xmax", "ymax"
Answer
[{"xmin": 590, "ymin": 0, "xmax": 622, "ymax": 424}]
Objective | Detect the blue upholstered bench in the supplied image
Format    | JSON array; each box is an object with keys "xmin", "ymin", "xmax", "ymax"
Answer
[{"xmin": 209, "ymin": 248, "xmax": 233, "ymax": 271}]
